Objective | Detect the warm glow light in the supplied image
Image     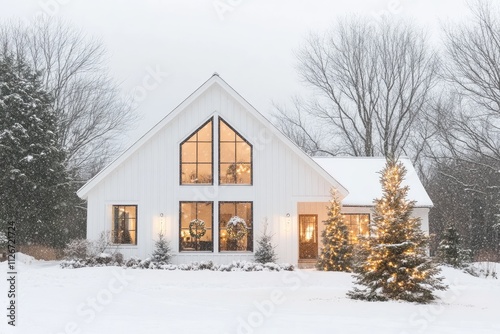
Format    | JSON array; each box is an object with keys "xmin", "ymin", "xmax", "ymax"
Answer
[{"xmin": 305, "ymin": 225, "xmax": 314, "ymax": 241}]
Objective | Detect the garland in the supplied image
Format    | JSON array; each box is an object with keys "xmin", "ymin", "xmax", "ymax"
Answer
[
  {"xmin": 189, "ymin": 219, "xmax": 207, "ymax": 239},
  {"xmin": 226, "ymin": 216, "xmax": 248, "ymax": 241}
]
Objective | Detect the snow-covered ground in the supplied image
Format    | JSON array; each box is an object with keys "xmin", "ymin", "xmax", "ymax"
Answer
[{"xmin": 1, "ymin": 259, "xmax": 499, "ymax": 334}]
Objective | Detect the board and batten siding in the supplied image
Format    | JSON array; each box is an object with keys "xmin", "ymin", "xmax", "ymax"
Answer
[{"xmin": 85, "ymin": 82, "xmax": 335, "ymax": 264}]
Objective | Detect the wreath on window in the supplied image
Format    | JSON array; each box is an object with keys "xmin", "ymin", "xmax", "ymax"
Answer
[
  {"xmin": 189, "ymin": 219, "xmax": 207, "ymax": 239},
  {"xmin": 226, "ymin": 216, "xmax": 248, "ymax": 241}
]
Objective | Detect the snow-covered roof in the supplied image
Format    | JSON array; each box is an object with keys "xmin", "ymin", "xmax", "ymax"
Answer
[{"xmin": 313, "ymin": 157, "xmax": 433, "ymax": 208}]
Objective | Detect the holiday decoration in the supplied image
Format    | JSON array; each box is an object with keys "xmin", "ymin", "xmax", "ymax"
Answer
[
  {"xmin": 348, "ymin": 159, "xmax": 447, "ymax": 303},
  {"xmin": 254, "ymin": 220, "xmax": 278, "ymax": 264},
  {"xmin": 316, "ymin": 189, "xmax": 353, "ymax": 272},
  {"xmin": 226, "ymin": 216, "xmax": 248, "ymax": 240},
  {"xmin": 189, "ymin": 219, "xmax": 207, "ymax": 239}
]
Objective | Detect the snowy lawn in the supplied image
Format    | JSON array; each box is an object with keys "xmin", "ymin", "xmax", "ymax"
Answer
[{"xmin": 1, "ymin": 260, "xmax": 499, "ymax": 334}]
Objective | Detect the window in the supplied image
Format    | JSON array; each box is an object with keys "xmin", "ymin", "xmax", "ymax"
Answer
[
  {"xmin": 180, "ymin": 119, "xmax": 213, "ymax": 184},
  {"xmin": 342, "ymin": 214, "xmax": 370, "ymax": 244},
  {"xmin": 219, "ymin": 202, "xmax": 253, "ymax": 251},
  {"xmin": 219, "ymin": 118, "xmax": 252, "ymax": 184},
  {"xmin": 112, "ymin": 205, "xmax": 137, "ymax": 245},
  {"xmin": 179, "ymin": 202, "xmax": 213, "ymax": 251}
]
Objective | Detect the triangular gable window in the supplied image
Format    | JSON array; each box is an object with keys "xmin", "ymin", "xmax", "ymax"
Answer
[
  {"xmin": 180, "ymin": 119, "xmax": 213, "ymax": 184},
  {"xmin": 219, "ymin": 118, "xmax": 252, "ymax": 185}
]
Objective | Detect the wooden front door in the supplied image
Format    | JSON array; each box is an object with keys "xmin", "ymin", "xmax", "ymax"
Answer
[{"xmin": 299, "ymin": 214, "xmax": 318, "ymax": 260}]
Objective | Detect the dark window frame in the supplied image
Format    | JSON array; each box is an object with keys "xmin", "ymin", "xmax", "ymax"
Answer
[
  {"xmin": 111, "ymin": 205, "xmax": 138, "ymax": 245},
  {"xmin": 179, "ymin": 118, "xmax": 214, "ymax": 185},
  {"xmin": 179, "ymin": 201, "xmax": 214, "ymax": 252},
  {"xmin": 218, "ymin": 201, "xmax": 253, "ymax": 252},
  {"xmin": 218, "ymin": 117, "xmax": 253, "ymax": 185}
]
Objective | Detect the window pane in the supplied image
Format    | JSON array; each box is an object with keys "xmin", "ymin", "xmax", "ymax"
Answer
[
  {"xmin": 197, "ymin": 142, "xmax": 212, "ymax": 163},
  {"xmin": 220, "ymin": 163, "xmax": 236, "ymax": 184},
  {"xmin": 236, "ymin": 142, "xmax": 251, "ymax": 163},
  {"xmin": 220, "ymin": 142, "xmax": 234, "ymax": 163},
  {"xmin": 197, "ymin": 164, "xmax": 212, "ymax": 184},
  {"xmin": 181, "ymin": 164, "xmax": 197, "ymax": 184},
  {"xmin": 112, "ymin": 205, "xmax": 137, "ymax": 245},
  {"xmin": 181, "ymin": 142, "xmax": 197, "ymax": 163},
  {"xmin": 180, "ymin": 119, "xmax": 213, "ymax": 185},
  {"xmin": 219, "ymin": 118, "xmax": 252, "ymax": 185},
  {"xmin": 235, "ymin": 163, "xmax": 251, "ymax": 184},
  {"xmin": 219, "ymin": 121, "xmax": 234, "ymax": 141},
  {"xmin": 180, "ymin": 202, "xmax": 213, "ymax": 252},
  {"xmin": 341, "ymin": 214, "xmax": 370, "ymax": 244},
  {"xmin": 219, "ymin": 202, "xmax": 253, "ymax": 252},
  {"xmin": 197, "ymin": 121, "xmax": 212, "ymax": 141}
]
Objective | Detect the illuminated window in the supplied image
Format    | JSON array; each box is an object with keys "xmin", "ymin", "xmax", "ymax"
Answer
[
  {"xmin": 179, "ymin": 202, "xmax": 213, "ymax": 252},
  {"xmin": 112, "ymin": 205, "xmax": 137, "ymax": 245},
  {"xmin": 342, "ymin": 214, "xmax": 370, "ymax": 244},
  {"xmin": 219, "ymin": 202, "xmax": 253, "ymax": 251},
  {"xmin": 180, "ymin": 119, "xmax": 213, "ymax": 184},
  {"xmin": 219, "ymin": 118, "xmax": 252, "ymax": 184}
]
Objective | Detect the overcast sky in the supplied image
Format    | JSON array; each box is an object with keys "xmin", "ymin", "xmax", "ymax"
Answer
[{"xmin": 1, "ymin": 0, "xmax": 472, "ymax": 145}]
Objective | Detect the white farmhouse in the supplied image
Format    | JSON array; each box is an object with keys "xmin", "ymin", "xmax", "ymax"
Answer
[{"xmin": 77, "ymin": 74, "xmax": 433, "ymax": 266}]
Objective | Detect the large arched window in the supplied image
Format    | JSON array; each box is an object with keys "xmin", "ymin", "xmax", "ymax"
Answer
[
  {"xmin": 180, "ymin": 119, "xmax": 213, "ymax": 184},
  {"xmin": 219, "ymin": 118, "xmax": 252, "ymax": 184}
]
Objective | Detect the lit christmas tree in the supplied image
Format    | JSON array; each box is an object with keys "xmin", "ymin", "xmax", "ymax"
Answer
[
  {"xmin": 316, "ymin": 189, "xmax": 352, "ymax": 272},
  {"xmin": 348, "ymin": 160, "xmax": 446, "ymax": 303}
]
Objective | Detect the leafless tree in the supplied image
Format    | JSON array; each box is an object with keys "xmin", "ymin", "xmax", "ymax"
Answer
[
  {"xmin": 441, "ymin": 0, "xmax": 500, "ymax": 167},
  {"xmin": 274, "ymin": 17, "xmax": 439, "ymax": 160},
  {"xmin": 0, "ymin": 18, "xmax": 135, "ymax": 178}
]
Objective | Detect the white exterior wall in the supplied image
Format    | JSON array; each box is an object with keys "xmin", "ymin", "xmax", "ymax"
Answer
[{"xmin": 85, "ymin": 83, "xmax": 334, "ymax": 264}]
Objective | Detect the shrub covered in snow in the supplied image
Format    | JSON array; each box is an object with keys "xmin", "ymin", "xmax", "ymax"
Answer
[{"xmin": 60, "ymin": 258, "xmax": 294, "ymax": 271}]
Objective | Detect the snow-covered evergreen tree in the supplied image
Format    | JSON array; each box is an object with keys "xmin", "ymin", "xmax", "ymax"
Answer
[
  {"xmin": 316, "ymin": 189, "xmax": 352, "ymax": 272},
  {"xmin": 348, "ymin": 160, "xmax": 447, "ymax": 303},
  {"xmin": 254, "ymin": 221, "xmax": 277, "ymax": 264},
  {"xmin": 0, "ymin": 53, "xmax": 70, "ymax": 247},
  {"xmin": 437, "ymin": 225, "xmax": 471, "ymax": 268},
  {"xmin": 151, "ymin": 233, "xmax": 172, "ymax": 264}
]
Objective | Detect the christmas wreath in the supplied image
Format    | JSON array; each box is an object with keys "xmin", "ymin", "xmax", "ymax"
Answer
[
  {"xmin": 189, "ymin": 219, "xmax": 207, "ymax": 239},
  {"xmin": 226, "ymin": 216, "xmax": 248, "ymax": 241}
]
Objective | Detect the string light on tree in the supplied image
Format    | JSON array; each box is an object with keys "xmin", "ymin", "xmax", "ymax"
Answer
[{"xmin": 348, "ymin": 159, "xmax": 447, "ymax": 303}]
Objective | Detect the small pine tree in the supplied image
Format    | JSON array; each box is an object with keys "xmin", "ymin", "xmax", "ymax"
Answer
[
  {"xmin": 254, "ymin": 221, "xmax": 277, "ymax": 264},
  {"xmin": 151, "ymin": 233, "xmax": 172, "ymax": 264},
  {"xmin": 437, "ymin": 225, "xmax": 471, "ymax": 268},
  {"xmin": 348, "ymin": 160, "xmax": 447, "ymax": 303},
  {"xmin": 316, "ymin": 189, "xmax": 353, "ymax": 271}
]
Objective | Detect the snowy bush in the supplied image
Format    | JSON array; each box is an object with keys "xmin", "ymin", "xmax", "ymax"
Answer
[
  {"xmin": 63, "ymin": 238, "xmax": 91, "ymax": 260},
  {"xmin": 463, "ymin": 262, "xmax": 498, "ymax": 279},
  {"xmin": 61, "ymin": 257, "xmax": 294, "ymax": 271}
]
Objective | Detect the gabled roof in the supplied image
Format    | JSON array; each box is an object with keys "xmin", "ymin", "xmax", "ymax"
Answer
[
  {"xmin": 77, "ymin": 74, "xmax": 349, "ymax": 199},
  {"xmin": 313, "ymin": 157, "xmax": 433, "ymax": 208}
]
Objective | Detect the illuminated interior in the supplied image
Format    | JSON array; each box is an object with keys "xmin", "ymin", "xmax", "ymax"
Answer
[
  {"xmin": 219, "ymin": 202, "xmax": 253, "ymax": 251},
  {"xmin": 180, "ymin": 119, "xmax": 213, "ymax": 184},
  {"xmin": 342, "ymin": 214, "xmax": 370, "ymax": 244},
  {"xmin": 179, "ymin": 202, "xmax": 213, "ymax": 251},
  {"xmin": 112, "ymin": 205, "xmax": 137, "ymax": 245},
  {"xmin": 219, "ymin": 118, "xmax": 252, "ymax": 184}
]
